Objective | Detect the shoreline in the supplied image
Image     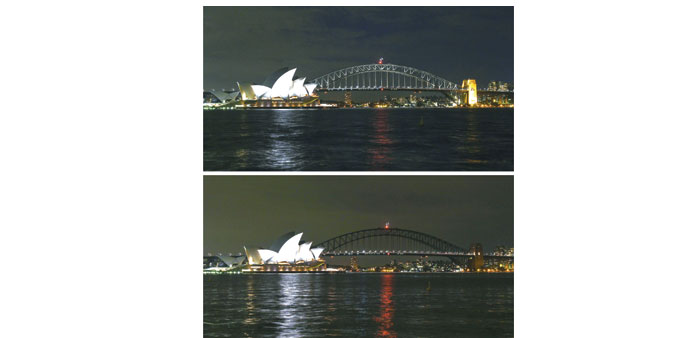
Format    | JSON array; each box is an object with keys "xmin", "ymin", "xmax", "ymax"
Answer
[
  {"xmin": 204, "ymin": 106, "xmax": 514, "ymax": 111},
  {"xmin": 203, "ymin": 271, "xmax": 514, "ymax": 275}
]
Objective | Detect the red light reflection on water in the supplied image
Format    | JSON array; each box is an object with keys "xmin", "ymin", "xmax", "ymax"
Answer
[
  {"xmin": 369, "ymin": 110, "xmax": 392, "ymax": 169},
  {"xmin": 374, "ymin": 274, "xmax": 397, "ymax": 337}
]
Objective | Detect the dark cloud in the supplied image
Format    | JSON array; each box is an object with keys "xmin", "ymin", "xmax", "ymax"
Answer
[
  {"xmin": 204, "ymin": 6, "xmax": 513, "ymax": 90},
  {"xmin": 204, "ymin": 176, "xmax": 513, "ymax": 255}
]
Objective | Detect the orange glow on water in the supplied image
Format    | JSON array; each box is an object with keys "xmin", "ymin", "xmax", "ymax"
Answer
[
  {"xmin": 375, "ymin": 274, "xmax": 396, "ymax": 337},
  {"xmin": 368, "ymin": 110, "xmax": 392, "ymax": 169}
]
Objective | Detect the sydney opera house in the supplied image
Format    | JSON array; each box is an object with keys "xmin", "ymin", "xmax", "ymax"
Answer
[
  {"xmin": 203, "ymin": 67, "xmax": 320, "ymax": 108},
  {"xmin": 203, "ymin": 67, "xmax": 322, "ymax": 108},
  {"xmin": 243, "ymin": 231, "xmax": 326, "ymax": 272}
]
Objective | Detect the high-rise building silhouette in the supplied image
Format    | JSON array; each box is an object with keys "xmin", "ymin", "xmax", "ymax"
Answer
[
  {"xmin": 350, "ymin": 256, "xmax": 359, "ymax": 271},
  {"xmin": 344, "ymin": 91, "xmax": 352, "ymax": 107}
]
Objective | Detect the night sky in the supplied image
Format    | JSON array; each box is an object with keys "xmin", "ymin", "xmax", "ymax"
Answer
[
  {"xmin": 204, "ymin": 176, "xmax": 513, "ymax": 259},
  {"xmin": 204, "ymin": 7, "xmax": 513, "ymax": 91}
]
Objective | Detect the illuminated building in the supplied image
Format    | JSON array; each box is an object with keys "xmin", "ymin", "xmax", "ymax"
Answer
[
  {"xmin": 203, "ymin": 255, "xmax": 245, "ymax": 273},
  {"xmin": 243, "ymin": 231, "xmax": 326, "ymax": 272},
  {"xmin": 493, "ymin": 246, "xmax": 509, "ymax": 256},
  {"xmin": 203, "ymin": 90, "xmax": 240, "ymax": 107},
  {"xmin": 235, "ymin": 67, "xmax": 319, "ymax": 107},
  {"xmin": 486, "ymin": 81, "xmax": 513, "ymax": 92},
  {"xmin": 487, "ymin": 81, "xmax": 498, "ymax": 91},
  {"xmin": 350, "ymin": 256, "xmax": 359, "ymax": 271},
  {"xmin": 462, "ymin": 79, "xmax": 478, "ymax": 105},
  {"xmin": 344, "ymin": 91, "xmax": 352, "ymax": 107}
]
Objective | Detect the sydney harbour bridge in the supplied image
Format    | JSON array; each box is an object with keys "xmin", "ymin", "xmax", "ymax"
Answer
[
  {"xmin": 310, "ymin": 63, "xmax": 461, "ymax": 92},
  {"xmin": 313, "ymin": 226, "xmax": 513, "ymax": 265},
  {"xmin": 307, "ymin": 62, "xmax": 512, "ymax": 105}
]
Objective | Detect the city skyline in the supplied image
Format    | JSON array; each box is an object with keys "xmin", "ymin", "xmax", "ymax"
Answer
[
  {"xmin": 204, "ymin": 6, "xmax": 513, "ymax": 91},
  {"xmin": 204, "ymin": 176, "xmax": 513, "ymax": 254}
]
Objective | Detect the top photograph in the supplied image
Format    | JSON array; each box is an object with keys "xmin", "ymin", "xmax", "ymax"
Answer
[{"xmin": 204, "ymin": 6, "xmax": 513, "ymax": 171}]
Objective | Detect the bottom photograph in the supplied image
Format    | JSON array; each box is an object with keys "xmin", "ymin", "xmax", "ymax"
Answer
[{"xmin": 204, "ymin": 175, "xmax": 514, "ymax": 337}]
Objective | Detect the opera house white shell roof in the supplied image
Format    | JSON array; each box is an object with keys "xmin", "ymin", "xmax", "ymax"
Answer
[
  {"xmin": 244, "ymin": 232, "xmax": 325, "ymax": 264},
  {"xmin": 237, "ymin": 68, "xmax": 318, "ymax": 100}
]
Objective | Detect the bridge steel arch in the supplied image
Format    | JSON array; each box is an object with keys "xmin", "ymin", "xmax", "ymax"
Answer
[
  {"xmin": 314, "ymin": 227, "xmax": 466, "ymax": 255},
  {"xmin": 310, "ymin": 64, "xmax": 460, "ymax": 91}
]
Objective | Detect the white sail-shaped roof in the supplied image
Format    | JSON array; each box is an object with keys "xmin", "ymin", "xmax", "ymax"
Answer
[
  {"xmin": 262, "ymin": 67, "xmax": 290, "ymax": 88},
  {"xmin": 297, "ymin": 242, "xmax": 314, "ymax": 262},
  {"xmin": 257, "ymin": 249, "xmax": 278, "ymax": 263},
  {"xmin": 251, "ymin": 85, "xmax": 271, "ymax": 99},
  {"xmin": 244, "ymin": 232, "xmax": 324, "ymax": 265},
  {"xmin": 244, "ymin": 246, "xmax": 262, "ymax": 265},
  {"xmin": 289, "ymin": 78, "xmax": 307, "ymax": 98},
  {"xmin": 310, "ymin": 247, "xmax": 324, "ymax": 259},
  {"xmin": 304, "ymin": 83, "xmax": 317, "ymax": 96},
  {"xmin": 237, "ymin": 82, "xmax": 257, "ymax": 100},
  {"xmin": 269, "ymin": 231, "xmax": 296, "ymax": 252},
  {"xmin": 270, "ymin": 68, "xmax": 297, "ymax": 99},
  {"xmin": 274, "ymin": 232, "xmax": 302, "ymax": 263}
]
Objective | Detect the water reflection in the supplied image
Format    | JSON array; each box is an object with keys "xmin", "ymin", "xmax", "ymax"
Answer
[
  {"xmin": 375, "ymin": 274, "xmax": 397, "ymax": 337},
  {"xmin": 266, "ymin": 110, "xmax": 304, "ymax": 170},
  {"xmin": 368, "ymin": 109, "xmax": 393, "ymax": 169},
  {"xmin": 459, "ymin": 111, "xmax": 487, "ymax": 165},
  {"xmin": 325, "ymin": 284, "xmax": 337, "ymax": 324},
  {"xmin": 205, "ymin": 108, "xmax": 513, "ymax": 171},
  {"xmin": 238, "ymin": 112, "xmax": 250, "ymax": 138},
  {"xmin": 278, "ymin": 274, "xmax": 302, "ymax": 338},
  {"xmin": 244, "ymin": 275, "xmax": 257, "ymax": 325},
  {"xmin": 204, "ymin": 273, "xmax": 514, "ymax": 337},
  {"xmin": 234, "ymin": 112, "xmax": 250, "ymax": 169},
  {"xmin": 465, "ymin": 111, "xmax": 480, "ymax": 151}
]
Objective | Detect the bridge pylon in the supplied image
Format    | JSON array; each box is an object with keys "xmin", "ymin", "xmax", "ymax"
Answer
[
  {"xmin": 468, "ymin": 243, "xmax": 484, "ymax": 271},
  {"xmin": 461, "ymin": 79, "xmax": 478, "ymax": 106}
]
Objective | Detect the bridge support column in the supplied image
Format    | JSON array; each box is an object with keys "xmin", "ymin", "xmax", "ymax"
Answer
[
  {"xmin": 468, "ymin": 243, "xmax": 484, "ymax": 271},
  {"xmin": 461, "ymin": 79, "xmax": 478, "ymax": 106}
]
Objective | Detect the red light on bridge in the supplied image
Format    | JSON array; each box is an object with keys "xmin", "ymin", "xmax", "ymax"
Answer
[
  {"xmin": 378, "ymin": 57, "xmax": 384, "ymax": 64},
  {"xmin": 385, "ymin": 222, "xmax": 389, "ymax": 229}
]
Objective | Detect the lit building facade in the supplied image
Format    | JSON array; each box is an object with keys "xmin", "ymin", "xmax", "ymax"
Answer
[
  {"xmin": 350, "ymin": 256, "xmax": 359, "ymax": 271},
  {"xmin": 203, "ymin": 255, "xmax": 245, "ymax": 273},
  {"xmin": 203, "ymin": 90, "xmax": 240, "ymax": 107},
  {"xmin": 462, "ymin": 79, "xmax": 478, "ymax": 105},
  {"xmin": 344, "ymin": 91, "xmax": 352, "ymax": 107},
  {"xmin": 243, "ymin": 231, "xmax": 326, "ymax": 272},
  {"xmin": 486, "ymin": 81, "xmax": 513, "ymax": 92},
  {"xmin": 236, "ymin": 67, "xmax": 320, "ymax": 108}
]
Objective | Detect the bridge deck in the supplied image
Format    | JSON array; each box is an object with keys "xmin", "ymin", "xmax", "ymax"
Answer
[
  {"xmin": 316, "ymin": 87, "xmax": 466, "ymax": 92},
  {"xmin": 324, "ymin": 251, "xmax": 513, "ymax": 258}
]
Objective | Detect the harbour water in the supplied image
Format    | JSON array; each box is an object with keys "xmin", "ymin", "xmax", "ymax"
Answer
[
  {"xmin": 204, "ymin": 108, "xmax": 513, "ymax": 171},
  {"xmin": 204, "ymin": 273, "xmax": 513, "ymax": 337}
]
